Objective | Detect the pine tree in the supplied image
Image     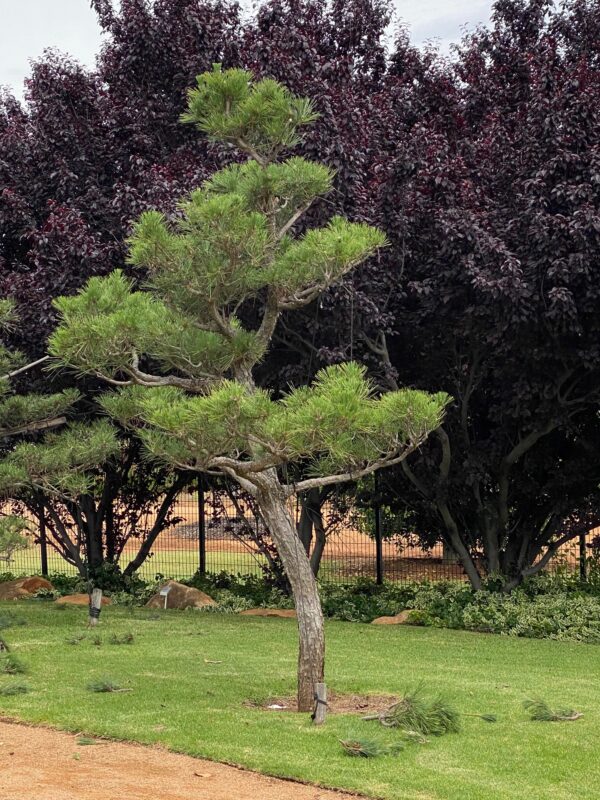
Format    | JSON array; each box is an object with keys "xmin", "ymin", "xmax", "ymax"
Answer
[
  {"xmin": 0, "ymin": 298, "xmax": 119, "ymax": 565},
  {"xmin": 49, "ymin": 66, "xmax": 449, "ymax": 712}
]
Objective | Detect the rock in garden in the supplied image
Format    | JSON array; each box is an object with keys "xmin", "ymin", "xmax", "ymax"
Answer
[
  {"xmin": 371, "ymin": 610, "xmax": 413, "ymax": 625},
  {"xmin": 145, "ymin": 580, "xmax": 216, "ymax": 610},
  {"xmin": 0, "ymin": 577, "xmax": 54, "ymax": 600},
  {"xmin": 55, "ymin": 594, "xmax": 112, "ymax": 606},
  {"xmin": 239, "ymin": 608, "xmax": 297, "ymax": 618}
]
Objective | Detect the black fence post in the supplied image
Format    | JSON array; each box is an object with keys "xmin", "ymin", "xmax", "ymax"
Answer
[
  {"xmin": 38, "ymin": 497, "xmax": 48, "ymax": 577},
  {"xmin": 198, "ymin": 476, "xmax": 206, "ymax": 575},
  {"xmin": 579, "ymin": 532, "xmax": 587, "ymax": 583},
  {"xmin": 374, "ymin": 471, "xmax": 383, "ymax": 585}
]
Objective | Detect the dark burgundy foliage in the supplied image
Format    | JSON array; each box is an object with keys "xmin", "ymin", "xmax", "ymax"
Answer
[
  {"xmin": 361, "ymin": 0, "xmax": 600, "ymax": 588},
  {"xmin": 1, "ymin": 0, "xmax": 599, "ymax": 588}
]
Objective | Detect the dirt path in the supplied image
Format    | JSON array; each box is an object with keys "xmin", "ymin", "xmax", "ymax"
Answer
[{"xmin": 0, "ymin": 720, "xmax": 364, "ymax": 800}]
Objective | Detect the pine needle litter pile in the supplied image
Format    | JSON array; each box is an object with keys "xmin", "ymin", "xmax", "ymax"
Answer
[
  {"xmin": 340, "ymin": 739, "xmax": 404, "ymax": 758},
  {"xmin": 523, "ymin": 698, "xmax": 582, "ymax": 722},
  {"xmin": 86, "ymin": 678, "xmax": 132, "ymax": 694},
  {"xmin": 362, "ymin": 689, "xmax": 461, "ymax": 737}
]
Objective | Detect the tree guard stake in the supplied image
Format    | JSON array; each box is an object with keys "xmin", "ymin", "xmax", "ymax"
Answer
[
  {"xmin": 88, "ymin": 588, "xmax": 103, "ymax": 627},
  {"xmin": 312, "ymin": 682, "xmax": 327, "ymax": 725}
]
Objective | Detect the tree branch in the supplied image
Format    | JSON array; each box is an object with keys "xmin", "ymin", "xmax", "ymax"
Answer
[
  {"xmin": 286, "ymin": 439, "xmax": 426, "ymax": 496},
  {"xmin": 1, "ymin": 355, "xmax": 50, "ymax": 382},
  {"xmin": 1, "ymin": 415, "xmax": 67, "ymax": 437}
]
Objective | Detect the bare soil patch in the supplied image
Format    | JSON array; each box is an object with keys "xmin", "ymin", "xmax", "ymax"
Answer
[
  {"xmin": 0, "ymin": 719, "xmax": 365, "ymax": 800},
  {"xmin": 247, "ymin": 691, "xmax": 398, "ymax": 715}
]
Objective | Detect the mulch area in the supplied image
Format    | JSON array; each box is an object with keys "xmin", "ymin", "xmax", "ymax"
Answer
[{"xmin": 247, "ymin": 691, "xmax": 398, "ymax": 715}]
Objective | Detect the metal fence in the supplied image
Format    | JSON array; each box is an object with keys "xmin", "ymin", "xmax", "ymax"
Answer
[{"xmin": 6, "ymin": 484, "xmax": 591, "ymax": 584}]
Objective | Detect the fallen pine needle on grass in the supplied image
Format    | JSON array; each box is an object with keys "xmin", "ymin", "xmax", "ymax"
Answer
[
  {"xmin": 87, "ymin": 679, "xmax": 132, "ymax": 694},
  {"xmin": 523, "ymin": 698, "xmax": 582, "ymax": 722},
  {"xmin": 340, "ymin": 739, "xmax": 404, "ymax": 758}
]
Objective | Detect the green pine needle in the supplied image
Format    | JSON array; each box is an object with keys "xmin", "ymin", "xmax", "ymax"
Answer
[
  {"xmin": 340, "ymin": 738, "xmax": 404, "ymax": 758},
  {"xmin": 1, "ymin": 654, "xmax": 26, "ymax": 674},
  {"xmin": 365, "ymin": 689, "xmax": 460, "ymax": 736},
  {"xmin": 86, "ymin": 678, "xmax": 131, "ymax": 694},
  {"xmin": 523, "ymin": 698, "xmax": 582, "ymax": 722}
]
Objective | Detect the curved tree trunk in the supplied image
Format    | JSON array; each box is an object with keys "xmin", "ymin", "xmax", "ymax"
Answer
[{"xmin": 256, "ymin": 473, "xmax": 325, "ymax": 713}]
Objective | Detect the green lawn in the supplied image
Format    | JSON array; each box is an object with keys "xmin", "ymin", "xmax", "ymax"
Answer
[
  {"xmin": 0, "ymin": 602, "xmax": 598, "ymax": 800},
  {"xmin": 8, "ymin": 546, "xmax": 354, "ymax": 581},
  {"xmin": 8, "ymin": 547, "xmax": 266, "ymax": 580}
]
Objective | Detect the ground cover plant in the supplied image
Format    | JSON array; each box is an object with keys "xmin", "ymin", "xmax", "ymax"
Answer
[
  {"xmin": 5, "ymin": 567, "xmax": 600, "ymax": 643},
  {"xmin": 0, "ymin": 601, "xmax": 598, "ymax": 799}
]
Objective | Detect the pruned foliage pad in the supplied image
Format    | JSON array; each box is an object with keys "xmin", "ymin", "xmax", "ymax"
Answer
[
  {"xmin": 523, "ymin": 698, "xmax": 582, "ymax": 722},
  {"xmin": 364, "ymin": 690, "xmax": 461, "ymax": 736},
  {"xmin": 340, "ymin": 738, "xmax": 404, "ymax": 758}
]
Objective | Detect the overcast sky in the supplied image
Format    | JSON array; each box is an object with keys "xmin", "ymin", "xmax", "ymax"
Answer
[{"xmin": 0, "ymin": 0, "xmax": 494, "ymax": 97}]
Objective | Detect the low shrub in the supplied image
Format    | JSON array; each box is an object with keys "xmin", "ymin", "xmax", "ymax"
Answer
[
  {"xmin": 15, "ymin": 568, "xmax": 600, "ymax": 643},
  {"xmin": 407, "ymin": 583, "xmax": 600, "ymax": 643}
]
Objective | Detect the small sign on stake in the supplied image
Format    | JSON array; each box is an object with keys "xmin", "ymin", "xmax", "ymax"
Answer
[{"xmin": 159, "ymin": 584, "xmax": 172, "ymax": 610}]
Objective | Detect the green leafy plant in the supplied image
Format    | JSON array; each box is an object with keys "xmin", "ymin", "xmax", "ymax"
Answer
[
  {"xmin": 523, "ymin": 698, "xmax": 582, "ymax": 722},
  {"xmin": 0, "ymin": 517, "xmax": 29, "ymax": 565}
]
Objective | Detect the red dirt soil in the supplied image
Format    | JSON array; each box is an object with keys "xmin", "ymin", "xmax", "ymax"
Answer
[{"xmin": 0, "ymin": 720, "xmax": 365, "ymax": 800}]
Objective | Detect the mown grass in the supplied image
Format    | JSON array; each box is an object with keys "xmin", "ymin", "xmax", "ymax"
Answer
[
  {"xmin": 8, "ymin": 547, "xmax": 359, "ymax": 581},
  {"xmin": 7, "ymin": 547, "xmax": 265, "ymax": 579},
  {"xmin": 0, "ymin": 601, "xmax": 598, "ymax": 799}
]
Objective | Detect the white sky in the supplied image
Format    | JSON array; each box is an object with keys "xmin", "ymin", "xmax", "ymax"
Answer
[{"xmin": 0, "ymin": 0, "xmax": 494, "ymax": 97}]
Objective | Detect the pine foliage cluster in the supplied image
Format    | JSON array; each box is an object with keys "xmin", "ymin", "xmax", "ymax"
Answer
[{"xmin": 50, "ymin": 67, "xmax": 448, "ymax": 485}]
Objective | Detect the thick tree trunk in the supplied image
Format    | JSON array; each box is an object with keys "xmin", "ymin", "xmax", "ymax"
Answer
[{"xmin": 256, "ymin": 474, "xmax": 325, "ymax": 713}]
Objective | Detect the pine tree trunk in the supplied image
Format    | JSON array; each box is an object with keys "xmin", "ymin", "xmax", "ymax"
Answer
[{"xmin": 256, "ymin": 473, "xmax": 325, "ymax": 713}]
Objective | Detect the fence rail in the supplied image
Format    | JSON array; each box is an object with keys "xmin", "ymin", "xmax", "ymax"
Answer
[{"xmin": 5, "ymin": 484, "xmax": 592, "ymax": 584}]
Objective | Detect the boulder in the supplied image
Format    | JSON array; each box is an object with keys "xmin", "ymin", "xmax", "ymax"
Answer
[
  {"xmin": 0, "ymin": 577, "xmax": 53, "ymax": 601},
  {"xmin": 239, "ymin": 608, "xmax": 297, "ymax": 618},
  {"xmin": 371, "ymin": 610, "xmax": 413, "ymax": 625},
  {"xmin": 55, "ymin": 593, "xmax": 112, "ymax": 606},
  {"xmin": 145, "ymin": 580, "xmax": 216, "ymax": 610}
]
